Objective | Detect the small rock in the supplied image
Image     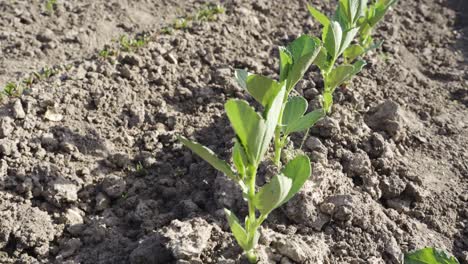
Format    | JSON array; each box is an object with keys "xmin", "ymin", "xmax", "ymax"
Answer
[
  {"xmin": 62, "ymin": 207, "xmax": 84, "ymax": 226},
  {"xmin": 304, "ymin": 88, "xmax": 319, "ymax": 100},
  {"xmin": 305, "ymin": 137, "xmax": 327, "ymax": 154},
  {"xmin": 380, "ymin": 176, "xmax": 407, "ymax": 199},
  {"xmin": 0, "ymin": 117, "xmax": 14, "ymax": 138},
  {"xmin": 343, "ymin": 150, "xmax": 372, "ymax": 177},
  {"xmin": 159, "ymin": 218, "xmax": 213, "ymax": 260},
  {"xmin": 365, "ymin": 100, "xmax": 422, "ymax": 141},
  {"xmin": 109, "ymin": 153, "xmax": 130, "ymax": 168},
  {"xmin": 122, "ymin": 54, "xmax": 142, "ymax": 67},
  {"xmin": 37, "ymin": 29, "xmax": 55, "ymax": 42},
  {"xmin": 95, "ymin": 192, "xmax": 110, "ymax": 211},
  {"xmin": 101, "ymin": 175, "xmax": 126, "ymax": 198},
  {"xmin": 263, "ymin": 228, "xmax": 329, "ymax": 263},
  {"xmin": 130, "ymin": 235, "xmax": 172, "ymax": 264},
  {"xmin": 57, "ymin": 238, "xmax": 82, "ymax": 259},
  {"xmin": 47, "ymin": 179, "xmax": 79, "ymax": 206},
  {"xmin": 119, "ymin": 65, "xmax": 134, "ymax": 79},
  {"xmin": 312, "ymin": 117, "xmax": 341, "ymax": 138},
  {"xmin": 384, "ymin": 237, "xmax": 402, "ymax": 263},
  {"xmin": 12, "ymin": 100, "xmax": 26, "ymax": 119},
  {"xmin": 165, "ymin": 53, "xmax": 178, "ymax": 64}
]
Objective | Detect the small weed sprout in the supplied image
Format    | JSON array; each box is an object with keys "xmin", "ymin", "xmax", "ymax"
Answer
[
  {"xmin": 118, "ymin": 35, "xmax": 148, "ymax": 52},
  {"xmin": 173, "ymin": 18, "xmax": 190, "ymax": 30},
  {"xmin": 3, "ymin": 82, "xmax": 22, "ymax": 97},
  {"xmin": 45, "ymin": 0, "xmax": 57, "ymax": 14},
  {"xmin": 196, "ymin": 3, "xmax": 225, "ymax": 21}
]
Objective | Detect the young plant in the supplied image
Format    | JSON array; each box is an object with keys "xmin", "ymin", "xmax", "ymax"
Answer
[
  {"xmin": 405, "ymin": 247, "xmax": 459, "ymax": 264},
  {"xmin": 180, "ymin": 71, "xmax": 313, "ymax": 262},
  {"xmin": 234, "ymin": 35, "xmax": 324, "ymax": 166},
  {"xmin": 195, "ymin": 3, "xmax": 225, "ymax": 21},
  {"xmin": 307, "ymin": 0, "xmax": 397, "ymax": 112},
  {"xmin": 3, "ymin": 82, "xmax": 23, "ymax": 97},
  {"xmin": 45, "ymin": 0, "xmax": 57, "ymax": 14}
]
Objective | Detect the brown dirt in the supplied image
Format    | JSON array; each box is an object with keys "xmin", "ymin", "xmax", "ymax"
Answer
[{"xmin": 0, "ymin": 0, "xmax": 467, "ymax": 263}]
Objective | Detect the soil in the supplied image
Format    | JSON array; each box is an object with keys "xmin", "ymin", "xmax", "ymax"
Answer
[{"xmin": 0, "ymin": 0, "xmax": 467, "ymax": 264}]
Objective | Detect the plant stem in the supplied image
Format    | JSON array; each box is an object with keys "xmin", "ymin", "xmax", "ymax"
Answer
[
  {"xmin": 273, "ymin": 127, "xmax": 282, "ymax": 166},
  {"xmin": 246, "ymin": 166, "xmax": 258, "ymax": 263}
]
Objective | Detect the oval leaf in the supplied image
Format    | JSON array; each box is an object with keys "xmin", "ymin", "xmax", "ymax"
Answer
[
  {"xmin": 280, "ymin": 155, "xmax": 312, "ymax": 205},
  {"xmin": 307, "ymin": 4, "xmax": 330, "ymax": 27},
  {"xmin": 324, "ymin": 21, "xmax": 343, "ymax": 59},
  {"xmin": 225, "ymin": 99, "xmax": 265, "ymax": 164},
  {"xmin": 404, "ymin": 247, "xmax": 459, "ymax": 264},
  {"xmin": 234, "ymin": 69, "xmax": 282, "ymax": 108},
  {"xmin": 224, "ymin": 209, "xmax": 249, "ymax": 250},
  {"xmin": 233, "ymin": 139, "xmax": 248, "ymax": 179},
  {"xmin": 254, "ymin": 173, "xmax": 292, "ymax": 215},
  {"xmin": 179, "ymin": 136, "xmax": 237, "ymax": 181},
  {"xmin": 282, "ymin": 96, "xmax": 308, "ymax": 128},
  {"xmin": 285, "ymin": 35, "xmax": 322, "ymax": 92},
  {"xmin": 325, "ymin": 64, "xmax": 355, "ymax": 92},
  {"xmin": 285, "ymin": 109, "xmax": 325, "ymax": 135}
]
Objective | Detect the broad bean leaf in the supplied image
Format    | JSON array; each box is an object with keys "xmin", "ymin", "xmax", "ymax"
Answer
[
  {"xmin": 234, "ymin": 69, "xmax": 282, "ymax": 108},
  {"xmin": 280, "ymin": 155, "xmax": 312, "ymax": 205},
  {"xmin": 233, "ymin": 139, "xmax": 248, "ymax": 179},
  {"xmin": 225, "ymin": 99, "xmax": 266, "ymax": 165},
  {"xmin": 323, "ymin": 92, "xmax": 334, "ymax": 113},
  {"xmin": 338, "ymin": 27, "xmax": 359, "ymax": 56},
  {"xmin": 323, "ymin": 21, "xmax": 343, "ymax": 60},
  {"xmin": 285, "ymin": 109, "xmax": 325, "ymax": 135},
  {"xmin": 282, "ymin": 96, "xmax": 308, "ymax": 129},
  {"xmin": 254, "ymin": 173, "xmax": 292, "ymax": 215},
  {"xmin": 224, "ymin": 209, "xmax": 249, "ymax": 250},
  {"xmin": 225, "ymin": 85, "xmax": 285, "ymax": 166},
  {"xmin": 314, "ymin": 47, "xmax": 330, "ymax": 73},
  {"xmin": 279, "ymin": 47, "xmax": 293, "ymax": 82},
  {"xmin": 307, "ymin": 4, "xmax": 330, "ymax": 27},
  {"xmin": 344, "ymin": 44, "xmax": 365, "ymax": 61},
  {"xmin": 325, "ymin": 64, "xmax": 355, "ymax": 91},
  {"xmin": 179, "ymin": 136, "xmax": 237, "ymax": 181},
  {"xmin": 285, "ymin": 35, "xmax": 321, "ymax": 92},
  {"xmin": 404, "ymin": 247, "xmax": 459, "ymax": 264}
]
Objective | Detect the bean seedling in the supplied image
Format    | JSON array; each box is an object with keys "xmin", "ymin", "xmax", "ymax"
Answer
[
  {"xmin": 180, "ymin": 64, "xmax": 313, "ymax": 262},
  {"xmin": 180, "ymin": 1, "xmax": 397, "ymax": 262}
]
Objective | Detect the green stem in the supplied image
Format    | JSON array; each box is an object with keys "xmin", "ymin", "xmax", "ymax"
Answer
[
  {"xmin": 273, "ymin": 128, "xmax": 282, "ymax": 166},
  {"xmin": 245, "ymin": 166, "xmax": 258, "ymax": 263}
]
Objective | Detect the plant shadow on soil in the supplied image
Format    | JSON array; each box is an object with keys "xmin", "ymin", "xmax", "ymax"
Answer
[{"xmin": 447, "ymin": 0, "xmax": 468, "ymax": 106}]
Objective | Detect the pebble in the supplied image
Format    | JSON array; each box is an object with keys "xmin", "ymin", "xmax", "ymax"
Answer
[{"xmin": 12, "ymin": 100, "xmax": 26, "ymax": 119}]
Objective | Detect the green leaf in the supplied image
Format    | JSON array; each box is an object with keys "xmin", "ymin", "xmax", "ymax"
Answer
[
  {"xmin": 179, "ymin": 136, "xmax": 237, "ymax": 181},
  {"xmin": 225, "ymin": 84, "xmax": 286, "ymax": 166},
  {"xmin": 261, "ymin": 84, "xmax": 286, "ymax": 159},
  {"xmin": 323, "ymin": 21, "xmax": 343, "ymax": 59},
  {"xmin": 280, "ymin": 155, "xmax": 312, "ymax": 205},
  {"xmin": 338, "ymin": 27, "xmax": 359, "ymax": 56},
  {"xmin": 350, "ymin": 59, "xmax": 367, "ymax": 78},
  {"xmin": 323, "ymin": 92, "xmax": 333, "ymax": 113},
  {"xmin": 254, "ymin": 173, "xmax": 292, "ymax": 215},
  {"xmin": 282, "ymin": 96, "xmax": 308, "ymax": 129},
  {"xmin": 279, "ymin": 47, "xmax": 293, "ymax": 82},
  {"xmin": 233, "ymin": 139, "xmax": 248, "ymax": 179},
  {"xmin": 314, "ymin": 47, "xmax": 330, "ymax": 73},
  {"xmin": 285, "ymin": 108, "xmax": 325, "ymax": 134},
  {"xmin": 325, "ymin": 64, "xmax": 355, "ymax": 91},
  {"xmin": 224, "ymin": 209, "xmax": 249, "ymax": 250},
  {"xmin": 285, "ymin": 35, "xmax": 321, "ymax": 92},
  {"xmin": 225, "ymin": 99, "xmax": 266, "ymax": 164},
  {"xmin": 234, "ymin": 69, "xmax": 282, "ymax": 108},
  {"xmin": 343, "ymin": 44, "xmax": 365, "ymax": 61},
  {"xmin": 404, "ymin": 247, "xmax": 459, "ymax": 264},
  {"xmin": 307, "ymin": 4, "xmax": 330, "ymax": 27}
]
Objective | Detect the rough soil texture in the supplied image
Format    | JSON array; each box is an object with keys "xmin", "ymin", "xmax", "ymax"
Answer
[{"xmin": 0, "ymin": 0, "xmax": 467, "ymax": 263}]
